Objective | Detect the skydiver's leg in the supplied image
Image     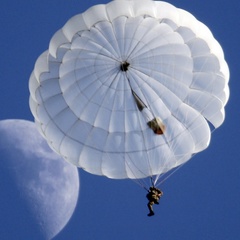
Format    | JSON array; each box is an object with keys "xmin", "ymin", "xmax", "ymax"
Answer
[{"xmin": 147, "ymin": 201, "xmax": 154, "ymax": 216}]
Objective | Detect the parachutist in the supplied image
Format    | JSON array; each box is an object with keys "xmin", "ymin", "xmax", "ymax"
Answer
[
  {"xmin": 146, "ymin": 186, "xmax": 163, "ymax": 216},
  {"xmin": 120, "ymin": 61, "xmax": 130, "ymax": 71}
]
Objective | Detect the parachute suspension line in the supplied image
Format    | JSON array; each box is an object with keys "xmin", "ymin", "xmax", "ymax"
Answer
[
  {"xmin": 153, "ymin": 116, "xmax": 195, "ymax": 185},
  {"xmin": 154, "ymin": 125, "xmax": 218, "ymax": 187},
  {"xmin": 150, "ymin": 113, "xmax": 176, "ymax": 185},
  {"xmin": 126, "ymin": 76, "xmax": 157, "ymax": 179},
  {"xmin": 125, "ymin": 131, "xmax": 155, "ymax": 188},
  {"xmin": 122, "ymin": 72, "xmax": 157, "ymax": 183},
  {"xmin": 155, "ymin": 163, "xmax": 186, "ymax": 187},
  {"xmin": 125, "ymin": 154, "xmax": 150, "ymax": 191},
  {"xmin": 150, "ymin": 176, "xmax": 155, "ymax": 187},
  {"xmin": 150, "ymin": 114, "xmax": 188, "ymax": 185},
  {"xmin": 151, "ymin": 76, "xmax": 219, "ymax": 185},
  {"xmin": 125, "ymin": 73, "xmax": 169, "ymax": 183},
  {"xmin": 127, "ymin": 74, "xmax": 168, "ymax": 186},
  {"xmin": 125, "ymin": 152, "xmax": 150, "ymax": 179},
  {"xmin": 119, "ymin": 63, "xmax": 155, "ymax": 187}
]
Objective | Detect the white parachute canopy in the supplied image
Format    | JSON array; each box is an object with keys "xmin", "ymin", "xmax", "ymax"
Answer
[{"xmin": 29, "ymin": 0, "xmax": 229, "ymax": 181}]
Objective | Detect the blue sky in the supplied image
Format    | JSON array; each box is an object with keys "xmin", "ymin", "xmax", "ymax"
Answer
[{"xmin": 0, "ymin": 0, "xmax": 239, "ymax": 239}]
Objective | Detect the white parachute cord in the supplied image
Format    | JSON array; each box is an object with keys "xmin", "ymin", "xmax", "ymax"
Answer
[
  {"xmin": 154, "ymin": 160, "xmax": 190, "ymax": 187},
  {"xmin": 115, "ymin": 64, "xmax": 155, "ymax": 189},
  {"xmin": 125, "ymin": 70, "xmax": 178, "ymax": 188},
  {"xmin": 128, "ymin": 66, "xmax": 175, "ymax": 185},
  {"xmin": 154, "ymin": 123, "xmax": 218, "ymax": 187},
  {"xmin": 125, "ymin": 154, "xmax": 150, "ymax": 191},
  {"xmin": 125, "ymin": 73, "xmax": 156, "ymax": 182}
]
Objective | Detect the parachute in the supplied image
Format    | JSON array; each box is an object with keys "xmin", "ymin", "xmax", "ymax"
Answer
[{"xmin": 29, "ymin": 0, "xmax": 229, "ymax": 186}]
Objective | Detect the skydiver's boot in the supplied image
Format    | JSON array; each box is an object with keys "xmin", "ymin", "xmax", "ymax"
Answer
[{"xmin": 147, "ymin": 210, "xmax": 154, "ymax": 217}]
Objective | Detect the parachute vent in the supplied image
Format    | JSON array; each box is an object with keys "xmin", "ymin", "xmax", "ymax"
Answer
[{"xmin": 120, "ymin": 61, "xmax": 130, "ymax": 71}]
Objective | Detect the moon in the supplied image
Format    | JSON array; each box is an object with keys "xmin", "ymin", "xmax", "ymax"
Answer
[{"xmin": 0, "ymin": 119, "xmax": 79, "ymax": 240}]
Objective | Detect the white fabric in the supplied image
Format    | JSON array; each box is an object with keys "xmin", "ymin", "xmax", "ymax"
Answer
[{"xmin": 29, "ymin": 0, "xmax": 229, "ymax": 179}]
